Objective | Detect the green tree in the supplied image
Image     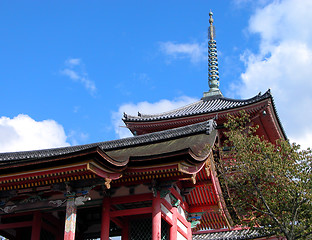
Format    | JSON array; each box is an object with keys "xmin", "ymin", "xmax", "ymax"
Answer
[{"xmin": 218, "ymin": 111, "xmax": 312, "ymax": 240}]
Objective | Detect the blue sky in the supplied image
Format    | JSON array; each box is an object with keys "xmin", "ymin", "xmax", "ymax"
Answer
[{"xmin": 1, "ymin": 0, "xmax": 312, "ymax": 152}]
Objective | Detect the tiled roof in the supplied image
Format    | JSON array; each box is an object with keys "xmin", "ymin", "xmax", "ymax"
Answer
[
  {"xmin": 0, "ymin": 119, "xmax": 216, "ymax": 162},
  {"xmin": 193, "ymin": 229, "xmax": 267, "ymax": 240},
  {"xmin": 123, "ymin": 90, "xmax": 272, "ymax": 122}
]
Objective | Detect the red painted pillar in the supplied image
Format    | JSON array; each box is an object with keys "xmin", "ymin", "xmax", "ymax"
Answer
[
  {"xmin": 152, "ymin": 191, "xmax": 161, "ymax": 240},
  {"xmin": 64, "ymin": 197, "xmax": 77, "ymax": 240},
  {"xmin": 101, "ymin": 196, "xmax": 111, "ymax": 240},
  {"xmin": 187, "ymin": 221, "xmax": 192, "ymax": 240},
  {"xmin": 170, "ymin": 207, "xmax": 177, "ymax": 240},
  {"xmin": 31, "ymin": 212, "xmax": 42, "ymax": 240},
  {"xmin": 121, "ymin": 218, "xmax": 129, "ymax": 240}
]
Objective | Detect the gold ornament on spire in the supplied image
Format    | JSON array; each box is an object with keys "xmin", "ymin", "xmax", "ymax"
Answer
[{"xmin": 208, "ymin": 11, "xmax": 215, "ymax": 40}]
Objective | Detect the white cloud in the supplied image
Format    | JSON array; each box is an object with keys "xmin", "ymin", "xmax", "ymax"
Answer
[
  {"xmin": 159, "ymin": 41, "xmax": 206, "ymax": 63},
  {"xmin": 112, "ymin": 96, "xmax": 197, "ymax": 139},
  {"xmin": 66, "ymin": 58, "xmax": 81, "ymax": 66},
  {"xmin": 68, "ymin": 130, "xmax": 89, "ymax": 146},
  {"xmin": 238, "ymin": 0, "xmax": 312, "ymax": 149},
  {"xmin": 61, "ymin": 69, "xmax": 80, "ymax": 80},
  {"xmin": 0, "ymin": 114, "xmax": 70, "ymax": 153},
  {"xmin": 61, "ymin": 58, "xmax": 97, "ymax": 95}
]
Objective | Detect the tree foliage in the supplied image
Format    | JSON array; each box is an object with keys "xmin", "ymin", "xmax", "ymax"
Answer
[{"xmin": 218, "ymin": 111, "xmax": 312, "ymax": 240}]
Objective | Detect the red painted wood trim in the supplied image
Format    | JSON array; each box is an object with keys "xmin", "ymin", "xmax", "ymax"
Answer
[
  {"xmin": 210, "ymin": 167, "xmax": 231, "ymax": 227},
  {"xmin": 0, "ymin": 164, "xmax": 87, "ymax": 183},
  {"xmin": 121, "ymin": 219, "xmax": 129, "ymax": 240},
  {"xmin": 101, "ymin": 197, "xmax": 111, "ymax": 240},
  {"xmin": 160, "ymin": 198, "xmax": 173, "ymax": 213},
  {"xmin": 0, "ymin": 221, "xmax": 33, "ymax": 230},
  {"xmin": 170, "ymin": 207, "xmax": 178, "ymax": 240},
  {"xmin": 188, "ymin": 204, "xmax": 218, "ymax": 213},
  {"xmin": 152, "ymin": 192, "xmax": 161, "ymax": 240},
  {"xmin": 1, "ymin": 211, "xmax": 35, "ymax": 218},
  {"xmin": 177, "ymin": 213, "xmax": 189, "ymax": 230},
  {"xmin": 182, "ymin": 181, "xmax": 213, "ymax": 188},
  {"xmin": 161, "ymin": 211, "xmax": 173, "ymax": 226},
  {"xmin": 110, "ymin": 206, "xmax": 153, "ymax": 218},
  {"xmin": 111, "ymin": 217, "xmax": 124, "ymax": 228},
  {"xmin": 187, "ymin": 221, "xmax": 192, "ymax": 240},
  {"xmin": 111, "ymin": 193, "xmax": 153, "ymax": 205},
  {"xmin": 31, "ymin": 212, "xmax": 42, "ymax": 240},
  {"xmin": 177, "ymin": 227, "xmax": 188, "ymax": 239}
]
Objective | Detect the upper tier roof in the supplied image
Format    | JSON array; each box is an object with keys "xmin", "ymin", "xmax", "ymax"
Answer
[{"xmin": 123, "ymin": 90, "xmax": 273, "ymax": 122}]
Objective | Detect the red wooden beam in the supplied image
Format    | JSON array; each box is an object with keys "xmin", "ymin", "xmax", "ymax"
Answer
[
  {"xmin": 110, "ymin": 207, "xmax": 152, "ymax": 218},
  {"xmin": 1, "ymin": 211, "xmax": 34, "ymax": 218},
  {"xmin": 31, "ymin": 212, "xmax": 42, "ymax": 240},
  {"xmin": 0, "ymin": 221, "xmax": 32, "ymax": 230},
  {"xmin": 177, "ymin": 227, "xmax": 188, "ymax": 239},
  {"xmin": 170, "ymin": 207, "xmax": 178, "ymax": 240},
  {"xmin": 111, "ymin": 217, "xmax": 124, "ymax": 228},
  {"xmin": 101, "ymin": 197, "xmax": 111, "ymax": 240},
  {"xmin": 182, "ymin": 181, "xmax": 213, "ymax": 188},
  {"xmin": 121, "ymin": 218, "xmax": 129, "ymax": 240},
  {"xmin": 161, "ymin": 211, "xmax": 173, "ymax": 226},
  {"xmin": 0, "ymin": 164, "xmax": 87, "ymax": 183},
  {"xmin": 161, "ymin": 199, "xmax": 173, "ymax": 214},
  {"xmin": 188, "ymin": 204, "xmax": 218, "ymax": 213},
  {"xmin": 111, "ymin": 193, "xmax": 153, "ymax": 205},
  {"xmin": 152, "ymin": 192, "xmax": 161, "ymax": 240}
]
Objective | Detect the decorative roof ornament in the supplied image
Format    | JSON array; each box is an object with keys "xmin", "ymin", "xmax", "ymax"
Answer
[{"xmin": 203, "ymin": 11, "xmax": 223, "ymax": 99}]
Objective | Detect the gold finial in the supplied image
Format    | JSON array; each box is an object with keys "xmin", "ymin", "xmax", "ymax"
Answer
[
  {"xmin": 209, "ymin": 11, "xmax": 214, "ymax": 24},
  {"xmin": 208, "ymin": 11, "xmax": 215, "ymax": 40}
]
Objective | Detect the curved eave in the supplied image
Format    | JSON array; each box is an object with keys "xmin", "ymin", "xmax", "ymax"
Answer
[
  {"xmin": 107, "ymin": 129, "xmax": 217, "ymax": 170},
  {"xmin": 268, "ymin": 95, "xmax": 287, "ymax": 140},
  {"xmin": 0, "ymin": 147, "xmax": 127, "ymax": 174},
  {"xmin": 123, "ymin": 90, "xmax": 272, "ymax": 123},
  {"xmin": 0, "ymin": 160, "xmax": 123, "ymax": 191}
]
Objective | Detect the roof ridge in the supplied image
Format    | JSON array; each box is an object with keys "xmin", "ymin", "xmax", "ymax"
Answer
[{"xmin": 124, "ymin": 99, "xmax": 203, "ymax": 119}]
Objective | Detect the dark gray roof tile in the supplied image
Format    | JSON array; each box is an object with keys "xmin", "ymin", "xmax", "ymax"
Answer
[
  {"xmin": 124, "ymin": 90, "xmax": 272, "ymax": 122},
  {"xmin": 193, "ymin": 229, "xmax": 268, "ymax": 240},
  {"xmin": 0, "ymin": 119, "xmax": 216, "ymax": 162}
]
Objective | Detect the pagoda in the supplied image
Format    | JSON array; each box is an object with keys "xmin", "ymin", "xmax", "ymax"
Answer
[
  {"xmin": 0, "ymin": 12, "xmax": 285, "ymax": 240},
  {"xmin": 122, "ymin": 11, "xmax": 286, "ymax": 239}
]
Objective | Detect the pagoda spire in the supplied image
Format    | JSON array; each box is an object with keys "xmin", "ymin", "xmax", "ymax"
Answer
[{"xmin": 203, "ymin": 11, "xmax": 223, "ymax": 99}]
